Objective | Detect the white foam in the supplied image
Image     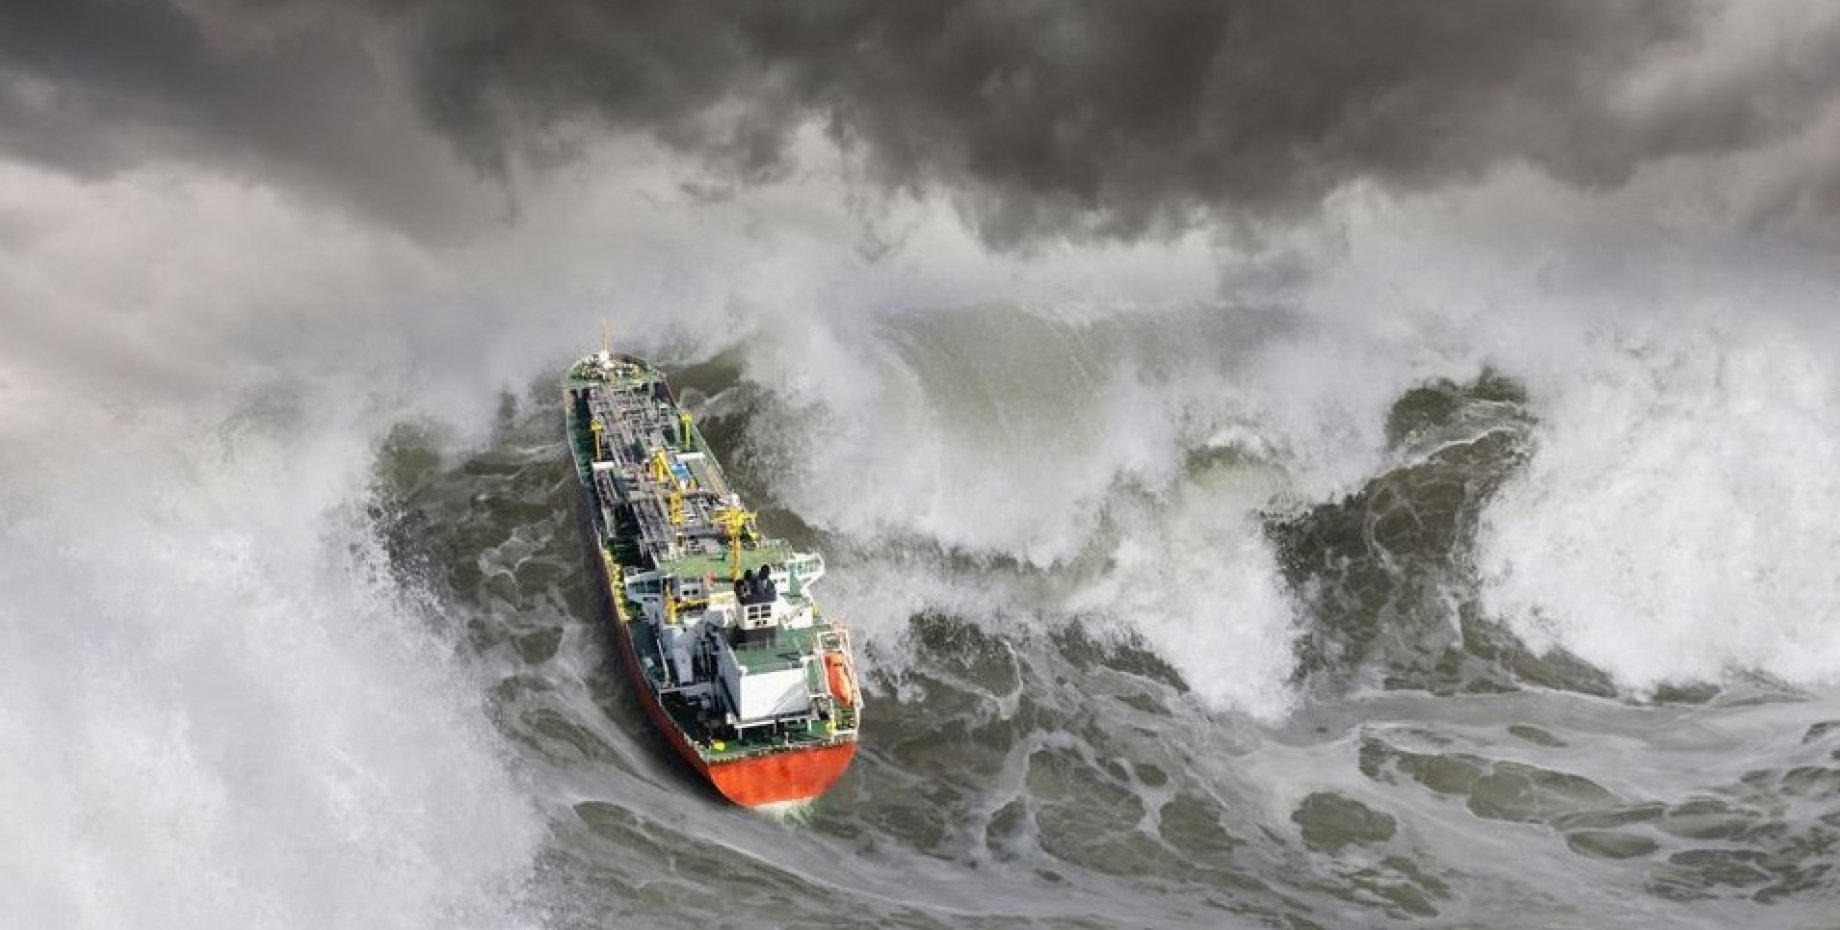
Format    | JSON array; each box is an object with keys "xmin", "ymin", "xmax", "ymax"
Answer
[
  {"xmin": 1479, "ymin": 319, "xmax": 1840, "ymax": 693},
  {"xmin": 1066, "ymin": 464, "xmax": 1303, "ymax": 720},
  {"xmin": 726, "ymin": 303, "xmax": 1317, "ymax": 717},
  {"xmin": 0, "ymin": 404, "xmax": 543, "ymax": 929}
]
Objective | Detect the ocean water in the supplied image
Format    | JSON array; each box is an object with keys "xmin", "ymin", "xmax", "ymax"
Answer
[{"xmin": 6, "ymin": 291, "xmax": 1840, "ymax": 929}]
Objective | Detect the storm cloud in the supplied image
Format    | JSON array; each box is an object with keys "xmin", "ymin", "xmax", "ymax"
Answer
[
  {"xmin": 400, "ymin": 0, "xmax": 1713, "ymax": 243},
  {"xmin": 0, "ymin": 0, "xmax": 498, "ymax": 239},
  {"xmin": 6, "ymin": 0, "xmax": 1840, "ymax": 245}
]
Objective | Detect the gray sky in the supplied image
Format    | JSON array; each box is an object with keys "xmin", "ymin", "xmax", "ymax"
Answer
[
  {"xmin": 7, "ymin": 0, "xmax": 1840, "ymax": 245},
  {"xmin": 4, "ymin": 0, "xmax": 1840, "ymax": 434}
]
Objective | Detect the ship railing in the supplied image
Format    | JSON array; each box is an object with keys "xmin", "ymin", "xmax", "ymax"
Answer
[{"xmin": 725, "ymin": 712, "xmax": 845, "ymax": 751}]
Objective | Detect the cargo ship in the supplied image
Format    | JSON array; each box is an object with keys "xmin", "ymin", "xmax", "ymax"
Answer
[{"xmin": 563, "ymin": 342, "xmax": 861, "ymax": 806}]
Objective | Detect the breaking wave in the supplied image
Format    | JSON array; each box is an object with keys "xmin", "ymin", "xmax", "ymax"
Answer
[
  {"xmin": 715, "ymin": 275, "xmax": 1840, "ymax": 707},
  {"xmin": 1480, "ymin": 322, "xmax": 1840, "ymax": 693},
  {"xmin": 0, "ymin": 395, "xmax": 544, "ymax": 930},
  {"xmin": 9, "ymin": 163, "xmax": 1840, "ymax": 926}
]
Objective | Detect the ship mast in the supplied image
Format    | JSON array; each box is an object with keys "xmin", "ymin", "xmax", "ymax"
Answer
[{"xmin": 712, "ymin": 500, "xmax": 756, "ymax": 581}]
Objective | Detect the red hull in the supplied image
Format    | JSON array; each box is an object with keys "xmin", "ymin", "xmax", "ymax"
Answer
[
  {"xmin": 705, "ymin": 741, "xmax": 858, "ymax": 806},
  {"xmin": 594, "ymin": 544, "xmax": 857, "ymax": 806}
]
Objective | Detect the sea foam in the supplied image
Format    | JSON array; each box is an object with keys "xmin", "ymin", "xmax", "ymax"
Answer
[{"xmin": 0, "ymin": 401, "xmax": 543, "ymax": 930}]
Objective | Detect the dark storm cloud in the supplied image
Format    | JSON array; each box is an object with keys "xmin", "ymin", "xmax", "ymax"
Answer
[
  {"xmin": 0, "ymin": 0, "xmax": 494, "ymax": 239},
  {"xmin": 387, "ymin": 0, "xmax": 1784, "ymax": 244},
  {"xmin": 8, "ymin": 1, "xmax": 1840, "ymax": 245},
  {"xmin": 377, "ymin": 0, "xmax": 1840, "ymax": 244}
]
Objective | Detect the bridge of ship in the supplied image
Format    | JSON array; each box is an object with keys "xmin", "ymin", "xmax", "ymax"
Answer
[{"xmin": 631, "ymin": 615, "xmax": 861, "ymax": 762}]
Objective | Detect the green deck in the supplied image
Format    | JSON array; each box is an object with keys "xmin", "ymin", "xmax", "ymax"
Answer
[{"xmin": 658, "ymin": 545, "xmax": 793, "ymax": 583}]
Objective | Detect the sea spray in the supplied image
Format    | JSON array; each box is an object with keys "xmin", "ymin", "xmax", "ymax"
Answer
[
  {"xmin": 1480, "ymin": 322, "xmax": 1840, "ymax": 694},
  {"xmin": 0, "ymin": 396, "xmax": 543, "ymax": 930}
]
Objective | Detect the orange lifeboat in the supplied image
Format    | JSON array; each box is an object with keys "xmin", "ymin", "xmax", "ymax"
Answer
[{"xmin": 823, "ymin": 651, "xmax": 857, "ymax": 708}]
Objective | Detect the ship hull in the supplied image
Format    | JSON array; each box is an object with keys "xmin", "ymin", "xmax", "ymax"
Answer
[
  {"xmin": 705, "ymin": 742, "xmax": 858, "ymax": 807},
  {"xmin": 582, "ymin": 500, "xmax": 857, "ymax": 806}
]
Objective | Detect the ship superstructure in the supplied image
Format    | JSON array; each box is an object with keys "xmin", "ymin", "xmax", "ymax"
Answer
[{"xmin": 564, "ymin": 346, "xmax": 860, "ymax": 805}]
